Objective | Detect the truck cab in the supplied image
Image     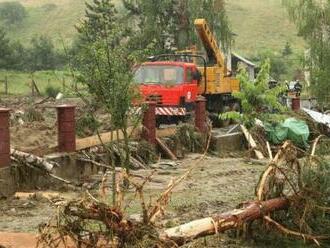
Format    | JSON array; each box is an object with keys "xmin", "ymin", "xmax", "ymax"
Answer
[{"xmin": 134, "ymin": 61, "xmax": 201, "ymax": 117}]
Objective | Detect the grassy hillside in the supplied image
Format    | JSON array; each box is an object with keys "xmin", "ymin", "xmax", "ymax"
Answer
[
  {"xmin": 226, "ymin": 0, "xmax": 305, "ymax": 57},
  {"xmin": 0, "ymin": 0, "xmax": 85, "ymax": 47},
  {"xmin": 0, "ymin": 0, "xmax": 305, "ymax": 56}
]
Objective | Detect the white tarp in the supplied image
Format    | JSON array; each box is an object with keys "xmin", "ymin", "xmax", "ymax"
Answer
[{"xmin": 302, "ymin": 108, "xmax": 330, "ymax": 128}]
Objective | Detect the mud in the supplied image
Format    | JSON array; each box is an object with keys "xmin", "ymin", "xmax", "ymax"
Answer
[{"xmin": 0, "ymin": 154, "xmax": 265, "ymax": 247}]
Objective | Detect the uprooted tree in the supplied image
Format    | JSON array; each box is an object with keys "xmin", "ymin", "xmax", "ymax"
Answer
[{"xmin": 36, "ymin": 140, "xmax": 330, "ymax": 247}]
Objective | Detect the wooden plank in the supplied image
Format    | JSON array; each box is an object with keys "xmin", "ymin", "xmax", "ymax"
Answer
[
  {"xmin": 75, "ymin": 126, "xmax": 177, "ymax": 151},
  {"xmin": 156, "ymin": 137, "xmax": 177, "ymax": 160},
  {"xmin": 240, "ymin": 125, "xmax": 265, "ymax": 160},
  {"xmin": 76, "ymin": 127, "xmax": 133, "ymax": 151}
]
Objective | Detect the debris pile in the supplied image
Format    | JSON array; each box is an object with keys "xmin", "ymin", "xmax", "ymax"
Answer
[{"xmin": 36, "ymin": 141, "xmax": 330, "ymax": 247}]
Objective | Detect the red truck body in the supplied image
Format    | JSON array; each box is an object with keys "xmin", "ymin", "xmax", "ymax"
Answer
[{"xmin": 134, "ymin": 61, "xmax": 199, "ymax": 116}]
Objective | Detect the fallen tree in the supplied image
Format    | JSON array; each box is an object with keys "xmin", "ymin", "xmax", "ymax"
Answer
[
  {"xmin": 161, "ymin": 197, "xmax": 289, "ymax": 245},
  {"xmin": 36, "ymin": 140, "xmax": 330, "ymax": 247}
]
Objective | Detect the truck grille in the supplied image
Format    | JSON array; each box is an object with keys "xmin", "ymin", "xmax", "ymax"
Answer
[{"xmin": 146, "ymin": 94, "xmax": 163, "ymax": 105}]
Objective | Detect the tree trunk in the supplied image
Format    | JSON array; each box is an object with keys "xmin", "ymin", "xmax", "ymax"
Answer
[
  {"xmin": 10, "ymin": 149, "xmax": 56, "ymax": 172},
  {"xmin": 161, "ymin": 198, "xmax": 289, "ymax": 245}
]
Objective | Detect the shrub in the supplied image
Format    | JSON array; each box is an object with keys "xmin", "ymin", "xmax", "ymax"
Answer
[
  {"xmin": 76, "ymin": 114, "xmax": 100, "ymax": 137},
  {"xmin": 45, "ymin": 85, "xmax": 60, "ymax": 98},
  {"xmin": 0, "ymin": 2, "xmax": 27, "ymax": 25},
  {"xmin": 23, "ymin": 107, "xmax": 44, "ymax": 122}
]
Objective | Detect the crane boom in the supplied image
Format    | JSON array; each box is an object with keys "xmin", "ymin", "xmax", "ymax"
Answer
[{"xmin": 194, "ymin": 19, "xmax": 227, "ymax": 73}]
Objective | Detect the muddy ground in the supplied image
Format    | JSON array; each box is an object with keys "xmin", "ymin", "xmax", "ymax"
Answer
[
  {"xmin": 0, "ymin": 154, "xmax": 268, "ymax": 247},
  {"xmin": 0, "ymin": 96, "xmax": 113, "ymax": 154}
]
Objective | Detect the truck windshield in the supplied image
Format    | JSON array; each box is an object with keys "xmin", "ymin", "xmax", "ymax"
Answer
[{"xmin": 134, "ymin": 65, "xmax": 184, "ymax": 84}]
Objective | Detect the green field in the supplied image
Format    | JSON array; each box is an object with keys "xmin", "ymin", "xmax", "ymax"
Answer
[
  {"xmin": 0, "ymin": 70, "xmax": 75, "ymax": 95},
  {"xmin": 0, "ymin": 0, "xmax": 305, "ymax": 55},
  {"xmin": 0, "ymin": 0, "xmax": 306, "ymax": 95}
]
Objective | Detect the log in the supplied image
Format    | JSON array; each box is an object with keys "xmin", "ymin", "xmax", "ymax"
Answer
[
  {"xmin": 161, "ymin": 197, "xmax": 289, "ymax": 245},
  {"xmin": 75, "ymin": 127, "xmax": 177, "ymax": 152},
  {"xmin": 240, "ymin": 125, "xmax": 265, "ymax": 160},
  {"xmin": 76, "ymin": 128, "xmax": 134, "ymax": 151},
  {"xmin": 10, "ymin": 149, "xmax": 56, "ymax": 172},
  {"xmin": 156, "ymin": 137, "xmax": 177, "ymax": 161}
]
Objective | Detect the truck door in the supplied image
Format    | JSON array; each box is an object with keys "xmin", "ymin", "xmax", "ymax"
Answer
[{"xmin": 182, "ymin": 66, "xmax": 198, "ymax": 105}]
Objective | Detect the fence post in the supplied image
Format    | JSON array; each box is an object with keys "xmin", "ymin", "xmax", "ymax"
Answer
[
  {"xmin": 31, "ymin": 79, "xmax": 35, "ymax": 96},
  {"xmin": 291, "ymin": 97, "xmax": 301, "ymax": 111},
  {"xmin": 142, "ymin": 101, "xmax": 156, "ymax": 145},
  {"xmin": 0, "ymin": 108, "xmax": 10, "ymax": 168},
  {"xmin": 4, "ymin": 76, "xmax": 8, "ymax": 95},
  {"xmin": 195, "ymin": 95, "xmax": 207, "ymax": 133},
  {"xmin": 56, "ymin": 105, "xmax": 76, "ymax": 153},
  {"xmin": 62, "ymin": 77, "xmax": 66, "ymax": 93}
]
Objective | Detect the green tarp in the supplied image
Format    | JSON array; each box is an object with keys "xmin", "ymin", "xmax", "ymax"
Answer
[{"xmin": 265, "ymin": 118, "xmax": 310, "ymax": 148}]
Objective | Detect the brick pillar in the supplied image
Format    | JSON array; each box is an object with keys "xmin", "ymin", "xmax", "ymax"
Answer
[
  {"xmin": 56, "ymin": 105, "xmax": 76, "ymax": 153},
  {"xmin": 0, "ymin": 108, "xmax": 10, "ymax": 168},
  {"xmin": 142, "ymin": 101, "xmax": 156, "ymax": 145},
  {"xmin": 195, "ymin": 95, "xmax": 207, "ymax": 132},
  {"xmin": 291, "ymin": 97, "xmax": 301, "ymax": 111}
]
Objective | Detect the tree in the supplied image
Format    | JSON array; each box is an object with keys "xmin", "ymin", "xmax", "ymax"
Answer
[
  {"xmin": 122, "ymin": 0, "xmax": 233, "ymax": 59},
  {"xmin": 221, "ymin": 60, "xmax": 286, "ymax": 127},
  {"xmin": 282, "ymin": 0, "xmax": 330, "ymax": 107},
  {"xmin": 73, "ymin": 0, "xmax": 139, "ymax": 198},
  {"xmin": 252, "ymin": 50, "xmax": 288, "ymax": 81},
  {"xmin": 0, "ymin": 1, "xmax": 27, "ymax": 25},
  {"xmin": 0, "ymin": 28, "xmax": 12, "ymax": 69},
  {"xmin": 122, "ymin": 0, "xmax": 180, "ymax": 56},
  {"xmin": 282, "ymin": 41, "xmax": 293, "ymax": 56},
  {"xmin": 27, "ymin": 36, "xmax": 58, "ymax": 71}
]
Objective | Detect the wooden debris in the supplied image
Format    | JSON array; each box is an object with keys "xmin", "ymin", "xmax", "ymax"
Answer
[
  {"xmin": 161, "ymin": 198, "xmax": 289, "ymax": 245},
  {"xmin": 156, "ymin": 137, "xmax": 177, "ymax": 161},
  {"xmin": 10, "ymin": 149, "xmax": 56, "ymax": 172},
  {"xmin": 240, "ymin": 125, "xmax": 265, "ymax": 159}
]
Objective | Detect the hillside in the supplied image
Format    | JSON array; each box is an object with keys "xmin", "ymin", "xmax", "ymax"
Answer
[
  {"xmin": 226, "ymin": 0, "xmax": 305, "ymax": 57},
  {"xmin": 0, "ymin": 0, "xmax": 305, "ymax": 56}
]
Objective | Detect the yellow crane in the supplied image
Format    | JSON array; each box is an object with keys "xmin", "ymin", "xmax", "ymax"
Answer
[{"xmin": 194, "ymin": 18, "xmax": 240, "ymax": 114}]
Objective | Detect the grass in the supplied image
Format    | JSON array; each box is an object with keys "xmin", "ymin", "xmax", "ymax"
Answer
[
  {"xmin": 0, "ymin": 0, "xmax": 307, "ymax": 95},
  {"xmin": 226, "ymin": 0, "xmax": 306, "ymax": 57},
  {"xmin": 0, "ymin": 0, "xmax": 305, "ymax": 55},
  {"xmin": 0, "ymin": 70, "xmax": 76, "ymax": 95}
]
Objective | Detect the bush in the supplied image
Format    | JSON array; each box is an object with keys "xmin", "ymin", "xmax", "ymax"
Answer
[
  {"xmin": 76, "ymin": 114, "xmax": 100, "ymax": 137},
  {"xmin": 45, "ymin": 85, "xmax": 60, "ymax": 98},
  {"xmin": 23, "ymin": 107, "xmax": 44, "ymax": 122},
  {"xmin": 0, "ymin": 2, "xmax": 27, "ymax": 25}
]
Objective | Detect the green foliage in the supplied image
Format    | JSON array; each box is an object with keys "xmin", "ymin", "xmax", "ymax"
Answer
[
  {"xmin": 73, "ymin": 0, "xmax": 140, "ymax": 173},
  {"xmin": 282, "ymin": 0, "xmax": 330, "ymax": 107},
  {"xmin": 45, "ymin": 85, "xmax": 60, "ymax": 98},
  {"xmin": 23, "ymin": 107, "xmax": 44, "ymax": 122},
  {"xmin": 76, "ymin": 113, "xmax": 100, "ymax": 137},
  {"xmin": 0, "ymin": 28, "xmax": 65, "ymax": 71},
  {"xmin": 122, "ymin": 0, "xmax": 232, "ymax": 58},
  {"xmin": 282, "ymin": 41, "xmax": 293, "ymax": 56},
  {"xmin": 0, "ymin": 28, "xmax": 12, "ymax": 69},
  {"xmin": 0, "ymin": 1, "xmax": 27, "ymax": 25},
  {"xmin": 220, "ymin": 60, "xmax": 287, "ymax": 127},
  {"xmin": 27, "ymin": 35, "xmax": 63, "ymax": 72}
]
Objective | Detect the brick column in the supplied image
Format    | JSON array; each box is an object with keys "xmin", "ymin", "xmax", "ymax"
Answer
[
  {"xmin": 195, "ymin": 95, "xmax": 207, "ymax": 132},
  {"xmin": 0, "ymin": 108, "xmax": 10, "ymax": 168},
  {"xmin": 142, "ymin": 101, "xmax": 156, "ymax": 145},
  {"xmin": 56, "ymin": 105, "xmax": 76, "ymax": 153},
  {"xmin": 291, "ymin": 97, "xmax": 301, "ymax": 111}
]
